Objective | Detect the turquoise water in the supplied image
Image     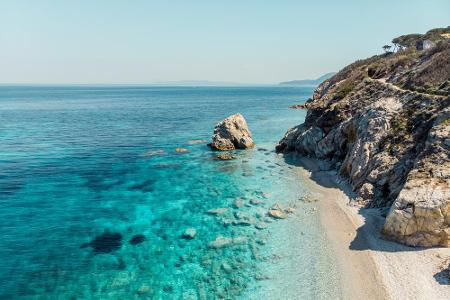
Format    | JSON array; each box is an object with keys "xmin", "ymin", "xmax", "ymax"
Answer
[{"xmin": 0, "ymin": 86, "xmax": 340, "ymax": 299}]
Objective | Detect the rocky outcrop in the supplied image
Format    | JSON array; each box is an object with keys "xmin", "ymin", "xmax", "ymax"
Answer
[
  {"xmin": 210, "ymin": 113, "xmax": 255, "ymax": 150},
  {"xmin": 382, "ymin": 108, "xmax": 450, "ymax": 246},
  {"xmin": 276, "ymin": 27, "xmax": 450, "ymax": 247}
]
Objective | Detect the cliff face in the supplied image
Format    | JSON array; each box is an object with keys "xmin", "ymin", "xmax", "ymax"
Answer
[{"xmin": 276, "ymin": 28, "xmax": 450, "ymax": 247}]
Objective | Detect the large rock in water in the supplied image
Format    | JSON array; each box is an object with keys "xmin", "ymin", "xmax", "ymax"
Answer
[
  {"xmin": 210, "ymin": 113, "xmax": 255, "ymax": 150},
  {"xmin": 276, "ymin": 27, "xmax": 450, "ymax": 247}
]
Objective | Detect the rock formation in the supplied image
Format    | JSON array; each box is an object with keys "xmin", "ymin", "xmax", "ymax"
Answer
[
  {"xmin": 276, "ymin": 27, "xmax": 450, "ymax": 247},
  {"xmin": 210, "ymin": 113, "xmax": 255, "ymax": 150}
]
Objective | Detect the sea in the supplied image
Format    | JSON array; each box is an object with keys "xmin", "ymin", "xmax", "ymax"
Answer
[{"xmin": 0, "ymin": 85, "xmax": 341, "ymax": 299}]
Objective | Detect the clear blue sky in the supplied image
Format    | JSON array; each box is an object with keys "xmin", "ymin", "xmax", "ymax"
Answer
[{"xmin": 1, "ymin": 0, "xmax": 449, "ymax": 84}]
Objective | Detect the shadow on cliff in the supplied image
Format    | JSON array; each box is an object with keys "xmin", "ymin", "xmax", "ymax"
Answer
[{"xmin": 281, "ymin": 153, "xmax": 424, "ymax": 253}]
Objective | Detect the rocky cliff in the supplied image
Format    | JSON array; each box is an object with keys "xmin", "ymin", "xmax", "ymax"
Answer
[{"xmin": 276, "ymin": 27, "xmax": 450, "ymax": 247}]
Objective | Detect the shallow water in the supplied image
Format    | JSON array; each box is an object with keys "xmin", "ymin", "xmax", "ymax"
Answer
[{"xmin": 0, "ymin": 86, "xmax": 340, "ymax": 299}]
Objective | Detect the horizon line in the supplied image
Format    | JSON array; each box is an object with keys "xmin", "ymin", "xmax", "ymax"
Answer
[{"xmin": 0, "ymin": 82, "xmax": 319, "ymax": 87}]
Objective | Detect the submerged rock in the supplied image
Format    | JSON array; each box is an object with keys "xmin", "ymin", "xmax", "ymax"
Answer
[
  {"xmin": 129, "ymin": 234, "xmax": 146, "ymax": 245},
  {"xmin": 128, "ymin": 179, "xmax": 156, "ymax": 192},
  {"xmin": 207, "ymin": 208, "xmax": 228, "ymax": 215},
  {"xmin": 233, "ymin": 211, "xmax": 256, "ymax": 226},
  {"xmin": 143, "ymin": 149, "xmax": 165, "ymax": 157},
  {"xmin": 136, "ymin": 284, "xmax": 151, "ymax": 295},
  {"xmin": 208, "ymin": 236, "xmax": 233, "ymax": 249},
  {"xmin": 210, "ymin": 113, "xmax": 255, "ymax": 150},
  {"xmin": 187, "ymin": 139, "xmax": 208, "ymax": 145},
  {"xmin": 215, "ymin": 153, "xmax": 237, "ymax": 160},
  {"xmin": 207, "ymin": 235, "xmax": 249, "ymax": 249},
  {"xmin": 221, "ymin": 262, "xmax": 233, "ymax": 273},
  {"xmin": 255, "ymin": 222, "xmax": 268, "ymax": 230},
  {"xmin": 233, "ymin": 199, "xmax": 244, "ymax": 208},
  {"xmin": 175, "ymin": 147, "xmax": 189, "ymax": 153},
  {"xmin": 81, "ymin": 232, "xmax": 122, "ymax": 254},
  {"xmin": 232, "ymin": 236, "xmax": 248, "ymax": 245},
  {"xmin": 250, "ymin": 199, "xmax": 263, "ymax": 205},
  {"xmin": 182, "ymin": 228, "xmax": 197, "ymax": 240}
]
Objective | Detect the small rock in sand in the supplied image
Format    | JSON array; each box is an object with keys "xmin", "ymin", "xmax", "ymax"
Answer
[
  {"xmin": 268, "ymin": 203, "xmax": 287, "ymax": 219},
  {"xmin": 284, "ymin": 207, "xmax": 296, "ymax": 214},
  {"xmin": 182, "ymin": 228, "xmax": 197, "ymax": 240},
  {"xmin": 302, "ymin": 195, "xmax": 318, "ymax": 203}
]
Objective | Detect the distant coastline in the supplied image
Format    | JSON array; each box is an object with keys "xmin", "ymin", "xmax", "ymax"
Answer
[{"xmin": 279, "ymin": 72, "xmax": 336, "ymax": 86}]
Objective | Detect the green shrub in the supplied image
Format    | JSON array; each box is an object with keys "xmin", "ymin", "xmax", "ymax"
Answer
[{"xmin": 336, "ymin": 80, "xmax": 356, "ymax": 99}]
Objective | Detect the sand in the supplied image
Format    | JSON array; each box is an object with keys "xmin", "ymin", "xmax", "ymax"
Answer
[{"xmin": 294, "ymin": 157, "xmax": 450, "ymax": 300}]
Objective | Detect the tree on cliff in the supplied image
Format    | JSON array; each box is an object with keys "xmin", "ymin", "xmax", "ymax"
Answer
[{"xmin": 382, "ymin": 45, "xmax": 392, "ymax": 53}]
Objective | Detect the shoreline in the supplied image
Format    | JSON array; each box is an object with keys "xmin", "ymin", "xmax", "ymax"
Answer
[{"xmin": 291, "ymin": 156, "xmax": 450, "ymax": 300}]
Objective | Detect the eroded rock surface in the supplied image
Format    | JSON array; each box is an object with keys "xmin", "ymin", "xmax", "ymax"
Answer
[
  {"xmin": 276, "ymin": 28, "xmax": 450, "ymax": 247},
  {"xmin": 210, "ymin": 113, "xmax": 255, "ymax": 150}
]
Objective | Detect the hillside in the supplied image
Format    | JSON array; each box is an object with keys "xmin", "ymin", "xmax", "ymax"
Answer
[{"xmin": 276, "ymin": 27, "xmax": 450, "ymax": 247}]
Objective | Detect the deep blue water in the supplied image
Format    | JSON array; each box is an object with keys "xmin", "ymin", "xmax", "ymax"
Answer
[{"xmin": 0, "ymin": 86, "xmax": 340, "ymax": 299}]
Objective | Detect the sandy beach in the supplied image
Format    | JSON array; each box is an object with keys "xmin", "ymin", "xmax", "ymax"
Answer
[{"xmin": 293, "ymin": 156, "xmax": 450, "ymax": 300}]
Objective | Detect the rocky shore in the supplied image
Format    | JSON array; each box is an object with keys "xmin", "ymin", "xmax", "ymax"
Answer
[{"xmin": 276, "ymin": 27, "xmax": 450, "ymax": 247}]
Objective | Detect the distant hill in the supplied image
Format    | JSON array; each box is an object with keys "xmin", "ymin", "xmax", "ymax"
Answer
[{"xmin": 279, "ymin": 72, "xmax": 336, "ymax": 86}]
